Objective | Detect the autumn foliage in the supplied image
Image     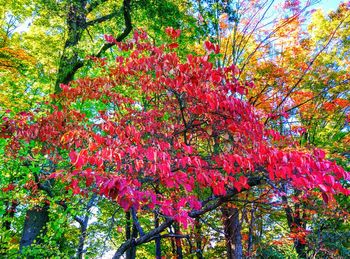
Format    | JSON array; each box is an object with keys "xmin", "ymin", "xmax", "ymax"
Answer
[{"xmin": 2, "ymin": 28, "xmax": 349, "ymax": 236}]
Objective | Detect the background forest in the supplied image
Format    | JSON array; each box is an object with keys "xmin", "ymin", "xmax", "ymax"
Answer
[{"xmin": 0, "ymin": 0, "xmax": 349, "ymax": 258}]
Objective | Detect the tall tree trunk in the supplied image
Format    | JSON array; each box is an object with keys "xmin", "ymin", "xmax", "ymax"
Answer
[
  {"xmin": 195, "ymin": 219, "xmax": 204, "ymax": 259},
  {"xmin": 77, "ymin": 221, "xmax": 87, "ymax": 259},
  {"xmin": 282, "ymin": 195, "xmax": 307, "ymax": 258},
  {"xmin": 54, "ymin": 0, "xmax": 132, "ymax": 93},
  {"xmin": 294, "ymin": 204, "xmax": 307, "ymax": 258},
  {"xmin": 130, "ymin": 224, "xmax": 138, "ymax": 258},
  {"xmin": 154, "ymin": 212, "xmax": 162, "ymax": 259},
  {"xmin": 55, "ymin": 0, "xmax": 87, "ymax": 93},
  {"xmin": 19, "ymin": 171, "xmax": 53, "ymax": 252},
  {"xmin": 125, "ymin": 211, "xmax": 132, "ymax": 259},
  {"xmin": 295, "ymin": 240, "xmax": 307, "ymax": 259},
  {"xmin": 18, "ymin": 2, "xmax": 89, "ymax": 250},
  {"xmin": 125, "ymin": 211, "xmax": 137, "ymax": 259},
  {"xmin": 76, "ymin": 194, "xmax": 97, "ymax": 258},
  {"xmin": 174, "ymin": 223, "xmax": 183, "ymax": 259},
  {"xmin": 3, "ymin": 200, "xmax": 17, "ymax": 230},
  {"xmin": 247, "ymin": 205, "xmax": 256, "ymax": 256},
  {"xmin": 19, "ymin": 205, "xmax": 49, "ymax": 252},
  {"xmin": 222, "ymin": 207, "xmax": 243, "ymax": 259}
]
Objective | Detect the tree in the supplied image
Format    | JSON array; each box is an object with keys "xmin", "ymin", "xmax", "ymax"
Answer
[
  {"xmin": 1, "ymin": 0, "xmax": 350, "ymax": 257},
  {"xmin": 1, "ymin": 28, "xmax": 348, "ymax": 258}
]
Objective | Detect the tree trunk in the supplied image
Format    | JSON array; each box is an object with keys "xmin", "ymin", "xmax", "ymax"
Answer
[
  {"xmin": 125, "ymin": 211, "xmax": 132, "ymax": 259},
  {"xmin": 222, "ymin": 207, "xmax": 243, "ymax": 259},
  {"xmin": 55, "ymin": 0, "xmax": 87, "ymax": 93},
  {"xmin": 54, "ymin": 0, "xmax": 132, "ymax": 93},
  {"xmin": 76, "ymin": 193, "xmax": 96, "ymax": 258},
  {"xmin": 195, "ymin": 219, "xmax": 204, "ymax": 259},
  {"xmin": 19, "ymin": 205, "xmax": 49, "ymax": 252},
  {"xmin": 295, "ymin": 240, "xmax": 307, "ymax": 259},
  {"xmin": 154, "ymin": 212, "xmax": 162, "ymax": 259},
  {"xmin": 282, "ymin": 194, "xmax": 307, "ymax": 259},
  {"xmin": 129, "ymin": 224, "xmax": 138, "ymax": 259},
  {"xmin": 125, "ymin": 211, "xmax": 137, "ymax": 259},
  {"xmin": 3, "ymin": 200, "xmax": 17, "ymax": 230},
  {"xmin": 247, "ymin": 205, "xmax": 256, "ymax": 256},
  {"xmin": 174, "ymin": 224, "xmax": 183, "ymax": 259},
  {"xmin": 77, "ymin": 222, "xmax": 87, "ymax": 259}
]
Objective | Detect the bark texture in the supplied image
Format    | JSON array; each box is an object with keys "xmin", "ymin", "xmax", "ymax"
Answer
[
  {"xmin": 222, "ymin": 207, "xmax": 243, "ymax": 259},
  {"xmin": 20, "ymin": 205, "xmax": 49, "ymax": 252}
]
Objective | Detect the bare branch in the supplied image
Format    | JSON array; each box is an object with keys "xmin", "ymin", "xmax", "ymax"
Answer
[
  {"xmin": 265, "ymin": 12, "xmax": 350, "ymax": 124},
  {"xmin": 234, "ymin": 0, "xmax": 274, "ymax": 64},
  {"xmin": 238, "ymin": 11, "xmax": 303, "ymax": 76}
]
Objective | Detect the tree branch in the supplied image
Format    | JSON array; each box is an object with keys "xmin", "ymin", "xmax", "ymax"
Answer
[
  {"xmin": 112, "ymin": 176, "xmax": 263, "ymax": 258},
  {"xmin": 199, "ymin": 217, "xmax": 224, "ymax": 234},
  {"xmin": 131, "ymin": 207, "xmax": 145, "ymax": 236},
  {"xmin": 87, "ymin": 0, "xmax": 109, "ymax": 13},
  {"xmin": 86, "ymin": 12, "xmax": 118, "ymax": 27},
  {"xmin": 265, "ymin": 11, "xmax": 350, "ymax": 124},
  {"xmin": 189, "ymin": 176, "xmax": 263, "ymax": 218},
  {"xmin": 112, "ymin": 218, "xmax": 174, "ymax": 259},
  {"xmin": 95, "ymin": 0, "xmax": 132, "ymax": 57}
]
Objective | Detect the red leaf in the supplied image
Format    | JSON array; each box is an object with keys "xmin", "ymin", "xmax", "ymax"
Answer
[
  {"xmin": 212, "ymin": 181, "xmax": 226, "ymax": 195},
  {"xmin": 104, "ymin": 34, "xmax": 115, "ymax": 43},
  {"xmin": 2, "ymin": 183, "xmax": 15, "ymax": 192},
  {"xmin": 119, "ymin": 197, "xmax": 132, "ymax": 211},
  {"xmin": 165, "ymin": 27, "xmax": 181, "ymax": 39},
  {"xmin": 71, "ymin": 179, "xmax": 80, "ymax": 195},
  {"xmin": 314, "ymin": 149, "xmax": 325, "ymax": 159},
  {"xmin": 233, "ymin": 181, "xmax": 242, "ymax": 192},
  {"xmin": 318, "ymin": 184, "xmax": 328, "ymax": 192},
  {"xmin": 239, "ymin": 176, "xmax": 249, "ymax": 189},
  {"xmin": 183, "ymin": 144, "xmax": 193, "ymax": 154},
  {"xmin": 325, "ymin": 175, "xmax": 335, "ymax": 186},
  {"xmin": 168, "ymin": 43, "xmax": 179, "ymax": 49},
  {"xmin": 211, "ymin": 71, "xmax": 222, "ymax": 83}
]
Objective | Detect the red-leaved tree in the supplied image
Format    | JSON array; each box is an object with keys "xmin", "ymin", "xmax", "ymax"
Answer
[{"xmin": 2, "ymin": 28, "xmax": 349, "ymax": 258}]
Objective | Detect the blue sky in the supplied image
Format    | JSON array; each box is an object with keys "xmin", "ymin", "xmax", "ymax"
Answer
[{"xmin": 315, "ymin": 0, "xmax": 344, "ymax": 12}]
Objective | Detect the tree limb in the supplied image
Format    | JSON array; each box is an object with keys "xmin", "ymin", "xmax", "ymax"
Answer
[
  {"xmin": 189, "ymin": 176, "xmax": 263, "ymax": 218},
  {"xmin": 112, "ymin": 176, "xmax": 263, "ymax": 258},
  {"xmin": 86, "ymin": 12, "xmax": 118, "ymax": 27},
  {"xmin": 112, "ymin": 218, "xmax": 174, "ymax": 259},
  {"xmin": 264, "ymin": 11, "xmax": 350, "ymax": 125},
  {"xmin": 131, "ymin": 207, "xmax": 145, "ymax": 236},
  {"xmin": 95, "ymin": 0, "xmax": 132, "ymax": 57},
  {"xmin": 87, "ymin": 0, "xmax": 109, "ymax": 13}
]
